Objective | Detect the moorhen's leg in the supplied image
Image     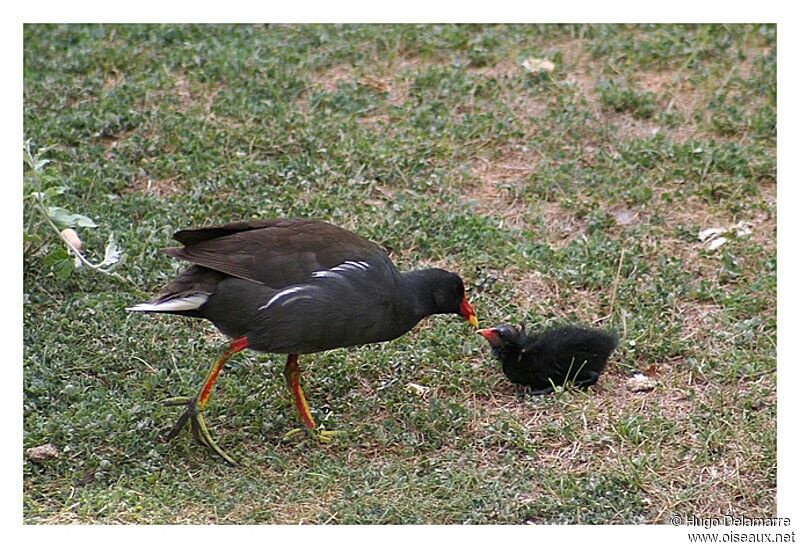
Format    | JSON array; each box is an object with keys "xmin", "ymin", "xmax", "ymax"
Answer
[
  {"xmin": 283, "ymin": 353, "xmax": 316, "ymax": 429},
  {"xmin": 282, "ymin": 354, "xmax": 341, "ymax": 442},
  {"xmin": 161, "ymin": 336, "xmax": 249, "ymax": 465}
]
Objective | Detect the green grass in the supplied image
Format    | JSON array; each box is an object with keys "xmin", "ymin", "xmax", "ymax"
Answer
[{"xmin": 23, "ymin": 23, "xmax": 776, "ymax": 524}]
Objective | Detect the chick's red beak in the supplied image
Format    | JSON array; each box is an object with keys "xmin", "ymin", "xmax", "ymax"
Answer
[
  {"xmin": 459, "ymin": 297, "xmax": 479, "ymax": 329},
  {"xmin": 476, "ymin": 328, "xmax": 500, "ymax": 344}
]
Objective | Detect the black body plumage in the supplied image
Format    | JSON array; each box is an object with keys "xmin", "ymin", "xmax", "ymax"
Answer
[
  {"xmin": 479, "ymin": 324, "xmax": 618, "ymax": 394},
  {"xmin": 127, "ymin": 218, "xmax": 478, "ymax": 463},
  {"xmin": 129, "ymin": 218, "xmax": 475, "ymax": 353}
]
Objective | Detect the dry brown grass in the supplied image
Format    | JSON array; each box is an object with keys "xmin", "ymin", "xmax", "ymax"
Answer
[
  {"xmin": 466, "ymin": 147, "xmax": 540, "ymax": 231},
  {"xmin": 296, "ymin": 58, "xmax": 426, "ymax": 133},
  {"xmin": 172, "ymin": 77, "xmax": 225, "ymax": 115},
  {"xmin": 545, "ymin": 37, "xmax": 770, "ymax": 145},
  {"xmin": 301, "ymin": 57, "xmax": 423, "ymax": 116},
  {"xmin": 102, "ymin": 70, "xmax": 126, "ymax": 92},
  {"xmin": 124, "ymin": 176, "xmax": 184, "ymax": 198},
  {"xmin": 469, "ymin": 59, "xmax": 521, "ymax": 81}
]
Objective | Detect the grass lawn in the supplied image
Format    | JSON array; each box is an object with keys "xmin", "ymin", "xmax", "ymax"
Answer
[{"xmin": 23, "ymin": 23, "xmax": 776, "ymax": 524}]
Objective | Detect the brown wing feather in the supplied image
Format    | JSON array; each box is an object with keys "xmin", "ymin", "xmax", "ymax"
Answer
[
  {"xmin": 173, "ymin": 219, "xmax": 290, "ymax": 246},
  {"xmin": 164, "ymin": 218, "xmax": 387, "ymax": 287}
]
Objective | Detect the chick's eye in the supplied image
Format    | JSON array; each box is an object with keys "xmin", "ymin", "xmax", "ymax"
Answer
[{"xmin": 496, "ymin": 326, "xmax": 516, "ymax": 339}]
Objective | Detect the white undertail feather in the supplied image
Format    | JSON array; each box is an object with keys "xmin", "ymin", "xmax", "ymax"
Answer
[{"xmin": 126, "ymin": 293, "xmax": 209, "ymax": 312}]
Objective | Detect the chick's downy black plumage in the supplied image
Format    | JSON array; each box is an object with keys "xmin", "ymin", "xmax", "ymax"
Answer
[{"xmin": 478, "ymin": 324, "xmax": 618, "ymax": 394}]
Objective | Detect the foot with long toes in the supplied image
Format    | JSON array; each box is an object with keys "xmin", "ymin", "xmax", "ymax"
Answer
[{"xmin": 162, "ymin": 395, "xmax": 237, "ymax": 466}]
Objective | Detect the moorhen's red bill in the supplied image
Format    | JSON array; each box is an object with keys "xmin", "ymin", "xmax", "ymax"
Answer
[
  {"xmin": 128, "ymin": 218, "xmax": 478, "ymax": 464},
  {"xmin": 477, "ymin": 324, "xmax": 617, "ymax": 395}
]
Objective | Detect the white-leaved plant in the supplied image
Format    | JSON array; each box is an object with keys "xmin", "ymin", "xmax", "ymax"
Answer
[{"xmin": 24, "ymin": 139, "xmax": 123, "ymax": 279}]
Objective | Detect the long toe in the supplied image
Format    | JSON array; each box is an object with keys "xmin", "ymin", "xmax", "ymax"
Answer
[
  {"xmin": 161, "ymin": 396, "xmax": 237, "ymax": 465},
  {"xmin": 162, "ymin": 396, "xmax": 199, "ymax": 440},
  {"xmin": 282, "ymin": 427, "xmax": 306, "ymax": 442},
  {"xmin": 317, "ymin": 429, "xmax": 345, "ymax": 443},
  {"xmin": 194, "ymin": 412, "xmax": 237, "ymax": 466},
  {"xmin": 161, "ymin": 395, "xmax": 195, "ymax": 407},
  {"xmin": 164, "ymin": 406, "xmax": 195, "ymax": 441},
  {"xmin": 573, "ymin": 371, "xmax": 600, "ymax": 389},
  {"xmin": 189, "ymin": 415, "xmax": 209, "ymax": 446}
]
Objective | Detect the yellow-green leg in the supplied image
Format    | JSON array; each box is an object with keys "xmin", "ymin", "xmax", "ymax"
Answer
[
  {"xmin": 162, "ymin": 336, "xmax": 248, "ymax": 465},
  {"xmin": 282, "ymin": 354, "xmax": 342, "ymax": 443}
]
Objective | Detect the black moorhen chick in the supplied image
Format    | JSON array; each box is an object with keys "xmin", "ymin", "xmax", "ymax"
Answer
[
  {"xmin": 128, "ymin": 218, "xmax": 478, "ymax": 464},
  {"xmin": 477, "ymin": 324, "xmax": 618, "ymax": 395}
]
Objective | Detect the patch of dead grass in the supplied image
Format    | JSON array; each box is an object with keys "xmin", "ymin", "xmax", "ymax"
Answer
[
  {"xmin": 302, "ymin": 59, "xmax": 423, "ymax": 132},
  {"xmin": 466, "ymin": 147, "xmax": 540, "ymax": 230},
  {"xmin": 124, "ymin": 176, "xmax": 184, "ymax": 198},
  {"xmin": 548, "ymin": 38, "xmax": 772, "ymax": 145},
  {"xmin": 310, "ymin": 64, "xmax": 356, "ymax": 93},
  {"xmin": 504, "ymin": 88, "xmax": 552, "ymax": 123},
  {"xmin": 652, "ymin": 184, "xmax": 776, "ymax": 281},
  {"xmin": 171, "ymin": 77, "xmax": 224, "ymax": 115},
  {"xmin": 536, "ymin": 201, "xmax": 587, "ymax": 248},
  {"xmin": 498, "ymin": 267, "xmax": 608, "ymax": 324},
  {"xmin": 303, "ymin": 58, "xmax": 422, "ymax": 108},
  {"xmin": 612, "ymin": 115, "xmax": 667, "ymax": 140},
  {"xmin": 103, "ymin": 70, "xmax": 126, "ymax": 92},
  {"xmin": 469, "ymin": 59, "xmax": 521, "ymax": 81},
  {"xmin": 503, "ymin": 268, "xmax": 557, "ymax": 314},
  {"xmin": 677, "ymin": 301, "xmax": 724, "ymax": 345}
]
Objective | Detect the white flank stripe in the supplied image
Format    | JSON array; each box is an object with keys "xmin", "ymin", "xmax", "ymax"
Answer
[
  {"xmin": 126, "ymin": 294, "xmax": 209, "ymax": 312},
  {"xmin": 328, "ymin": 260, "xmax": 370, "ymax": 274},
  {"xmin": 261, "ymin": 261, "xmax": 371, "ymax": 312},
  {"xmin": 344, "ymin": 260, "xmax": 369, "ymax": 270},
  {"xmin": 276, "ymin": 294, "xmax": 314, "ymax": 308},
  {"xmin": 259, "ymin": 285, "xmax": 311, "ymax": 311},
  {"xmin": 311, "ymin": 270, "xmax": 345, "ymax": 280},
  {"xmin": 311, "ymin": 260, "xmax": 370, "ymax": 282}
]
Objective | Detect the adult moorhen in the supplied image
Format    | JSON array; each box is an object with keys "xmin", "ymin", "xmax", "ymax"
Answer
[
  {"xmin": 128, "ymin": 218, "xmax": 478, "ymax": 464},
  {"xmin": 477, "ymin": 323, "xmax": 617, "ymax": 395}
]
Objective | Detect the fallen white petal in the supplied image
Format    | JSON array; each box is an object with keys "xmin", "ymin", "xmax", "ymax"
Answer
[
  {"xmin": 698, "ymin": 227, "xmax": 725, "ymax": 242},
  {"xmin": 405, "ymin": 383, "xmax": 430, "ymax": 396},
  {"xmin": 626, "ymin": 373, "xmax": 658, "ymax": 393},
  {"xmin": 732, "ymin": 221, "xmax": 752, "ymax": 237},
  {"xmin": 522, "ymin": 58, "xmax": 555, "ymax": 74},
  {"xmin": 707, "ymin": 237, "xmax": 728, "ymax": 251}
]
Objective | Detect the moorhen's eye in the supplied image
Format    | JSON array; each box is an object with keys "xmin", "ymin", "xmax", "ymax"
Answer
[
  {"xmin": 432, "ymin": 287, "xmax": 450, "ymax": 309},
  {"xmin": 431, "ymin": 272, "xmax": 465, "ymax": 312}
]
